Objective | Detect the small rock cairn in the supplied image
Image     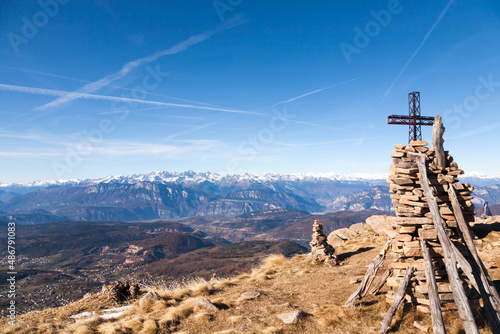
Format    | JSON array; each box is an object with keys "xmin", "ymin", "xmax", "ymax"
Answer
[{"xmin": 310, "ymin": 220, "xmax": 337, "ymax": 266}]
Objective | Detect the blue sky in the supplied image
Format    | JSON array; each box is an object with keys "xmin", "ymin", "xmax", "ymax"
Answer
[{"xmin": 0, "ymin": 0, "xmax": 499, "ymax": 183}]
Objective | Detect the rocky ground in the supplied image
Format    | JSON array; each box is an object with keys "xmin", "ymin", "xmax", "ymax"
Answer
[{"xmin": 2, "ymin": 215, "xmax": 499, "ymax": 334}]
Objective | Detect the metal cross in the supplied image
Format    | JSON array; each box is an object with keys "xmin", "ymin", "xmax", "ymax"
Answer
[{"xmin": 388, "ymin": 92, "xmax": 434, "ymax": 143}]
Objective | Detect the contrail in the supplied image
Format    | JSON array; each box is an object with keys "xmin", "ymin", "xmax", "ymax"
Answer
[
  {"xmin": 0, "ymin": 65, "xmax": 223, "ymax": 109},
  {"xmin": 35, "ymin": 16, "xmax": 246, "ymax": 111},
  {"xmin": 382, "ymin": 0, "xmax": 455, "ymax": 101},
  {"xmin": 0, "ymin": 82, "xmax": 353, "ymax": 132},
  {"xmin": 266, "ymin": 77, "xmax": 360, "ymax": 109},
  {"xmin": 166, "ymin": 118, "xmax": 232, "ymax": 140},
  {"xmin": 0, "ymin": 83, "xmax": 262, "ymax": 116}
]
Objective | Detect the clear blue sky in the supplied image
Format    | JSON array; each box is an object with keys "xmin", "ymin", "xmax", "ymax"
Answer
[{"xmin": 0, "ymin": 0, "xmax": 499, "ymax": 183}]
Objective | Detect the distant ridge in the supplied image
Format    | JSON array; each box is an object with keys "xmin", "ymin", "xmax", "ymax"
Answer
[
  {"xmin": 0, "ymin": 170, "xmax": 389, "ymax": 190},
  {"xmin": 2, "ymin": 170, "xmax": 499, "ymax": 190},
  {"xmin": 1, "ymin": 171, "xmax": 499, "ymax": 224}
]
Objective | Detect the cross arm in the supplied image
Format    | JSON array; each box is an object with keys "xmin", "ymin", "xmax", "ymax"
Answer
[{"xmin": 387, "ymin": 115, "xmax": 435, "ymax": 126}]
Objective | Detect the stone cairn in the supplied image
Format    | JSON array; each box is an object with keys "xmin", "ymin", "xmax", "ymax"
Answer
[
  {"xmin": 310, "ymin": 220, "xmax": 337, "ymax": 266},
  {"xmin": 385, "ymin": 140, "xmax": 477, "ymax": 311},
  {"xmin": 345, "ymin": 122, "xmax": 500, "ymax": 333}
]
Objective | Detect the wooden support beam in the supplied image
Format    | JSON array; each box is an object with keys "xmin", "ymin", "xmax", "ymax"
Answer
[
  {"xmin": 412, "ymin": 153, "xmax": 479, "ymax": 334},
  {"xmin": 344, "ymin": 240, "xmax": 392, "ymax": 307},
  {"xmin": 380, "ymin": 266, "xmax": 414, "ymax": 334},
  {"xmin": 432, "ymin": 115, "xmax": 446, "ymax": 168},
  {"xmin": 370, "ymin": 267, "xmax": 393, "ymax": 295},
  {"xmin": 420, "ymin": 238, "xmax": 447, "ymax": 334},
  {"xmin": 448, "ymin": 186, "xmax": 500, "ymax": 333}
]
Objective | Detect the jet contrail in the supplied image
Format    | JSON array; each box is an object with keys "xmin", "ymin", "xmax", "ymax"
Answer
[
  {"xmin": 0, "ymin": 83, "xmax": 262, "ymax": 116},
  {"xmin": 0, "ymin": 65, "xmax": 224, "ymax": 109},
  {"xmin": 1, "ymin": 82, "xmax": 353, "ymax": 132},
  {"xmin": 382, "ymin": 0, "xmax": 455, "ymax": 101},
  {"xmin": 266, "ymin": 77, "xmax": 360, "ymax": 109},
  {"xmin": 35, "ymin": 16, "xmax": 246, "ymax": 111}
]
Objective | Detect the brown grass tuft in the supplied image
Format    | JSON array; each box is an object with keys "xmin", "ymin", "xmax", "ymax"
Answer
[{"xmin": 262, "ymin": 326, "xmax": 283, "ymax": 334}]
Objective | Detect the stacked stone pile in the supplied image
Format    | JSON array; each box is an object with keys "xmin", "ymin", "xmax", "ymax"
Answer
[
  {"xmin": 385, "ymin": 141, "xmax": 479, "ymax": 311},
  {"xmin": 310, "ymin": 220, "xmax": 337, "ymax": 266}
]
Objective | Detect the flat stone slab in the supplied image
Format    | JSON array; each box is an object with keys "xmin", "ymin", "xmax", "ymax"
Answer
[{"xmin": 239, "ymin": 290, "xmax": 262, "ymax": 300}]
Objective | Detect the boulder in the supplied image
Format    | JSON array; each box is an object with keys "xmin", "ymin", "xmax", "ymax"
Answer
[
  {"xmin": 331, "ymin": 228, "xmax": 358, "ymax": 240},
  {"xmin": 276, "ymin": 310, "xmax": 306, "ymax": 324},
  {"xmin": 196, "ymin": 297, "xmax": 219, "ymax": 312},
  {"xmin": 365, "ymin": 215, "xmax": 390, "ymax": 236},
  {"xmin": 327, "ymin": 233, "xmax": 345, "ymax": 247},
  {"xmin": 349, "ymin": 222, "xmax": 366, "ymax": 234},
  {"xmin": 239, "ymin": 290, "xmax": 262, "ymax": 301},
  {"xmin": 139, "ymin": 291, "xmax": 162, "ymax": 307}
]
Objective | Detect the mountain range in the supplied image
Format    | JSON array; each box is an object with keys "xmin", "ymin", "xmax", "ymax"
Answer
[{"xmin": 1, "ymin": 171, "xmax": 499, "ymax": 224}]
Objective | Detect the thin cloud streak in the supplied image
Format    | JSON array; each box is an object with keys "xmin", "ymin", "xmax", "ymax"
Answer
[
  {"xmin": 98, "ymin": 107, "xmax": 202, "ymax": 119},
  {"xmin": 166, "ymin": 118, "xmax": 232, "ymax": 140},
  {"xmin": 35, "ymin": 17, "xmax": 246, "ymax": 111},
  {"xmin": 446, "ymin": 122, "xmax": 500, "ymax": 140},
  {"xmin": 0, "ymin": 83, "xmax": 263, "ymax": 116},
  {"xmin": 266, "ymin": 77, "xmax": 361, "ymax": 109},
  {"xmin": 271, "ymin": 136, "xmax": 386, "ymax": 148},
  {"xmin": 0, "ymin": 65, "xmax": 223, "ymax": 109},
  {"xmin": 0, "ymin": 83, "xmax": 353, "ymax": 133},
  {"xmin": 382, "ymin": 0, "xmax": 455, "ymax": 100}
]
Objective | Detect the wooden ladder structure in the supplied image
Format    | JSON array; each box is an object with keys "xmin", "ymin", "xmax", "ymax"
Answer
[{"xmin": 345, "ymin": 116, "xmax": 500, "ymax": 334}]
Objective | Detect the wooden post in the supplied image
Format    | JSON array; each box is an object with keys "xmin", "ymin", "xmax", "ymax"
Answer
[
  {"xmin": 433, "ymin": 115, "xmax": 446, "ymax": 168},
  {"xmin": 420, "ymin": 238, "xmax": 447, "ymax": 334},
  {"xmin": 448, "ymin": 186, "xmax": 500, "ymax": 333},
  {"xmin": 451, "ymin": 242, "xmax": 480, "ymax": 293},
  {"xmin": 370, "ymin": 267, "xmax": 393, "ymax": 295},
  {"xmin": 380, "ymin": 266, "xmax": 414, "ymax": 334},
  {"xmin": 412, "ymin": 153, "xmax": 479, "ymax": 334},
  {"xmin": 344, "ymin": 240, "xmax": 392, "ymax": 306}
]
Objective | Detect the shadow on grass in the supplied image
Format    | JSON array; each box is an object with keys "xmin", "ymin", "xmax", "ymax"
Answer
[{"xmin": 337, "ymin": 247, "xmax": 375, "ymax": 262}]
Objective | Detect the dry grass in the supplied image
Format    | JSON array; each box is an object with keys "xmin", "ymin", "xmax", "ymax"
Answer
[{"xmin": 2, "ymin": 234, "xmax": 499, "ymax": 333}]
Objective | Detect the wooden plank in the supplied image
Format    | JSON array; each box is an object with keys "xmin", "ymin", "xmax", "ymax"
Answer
[
  {"xmin": 370, "ymin": 267, "xmax": 393, "ymax": 295},
  {"xmin": 420, "ymin": 238, "xmax": 447, "ymax": 334},
  {"xmin": 344, "ymin": 240, "xmax": 392, "ymax": 306},
  {"xmin": 412, "ymin": 153, "xmax": 479, "ymax": 334},
  {"xmin": 380, "ymin": 266, "xmax": 414, "ymax": 334},
  {"xmin": 448, "ymin": 186, "xmax": 500, "ymax": 333}
]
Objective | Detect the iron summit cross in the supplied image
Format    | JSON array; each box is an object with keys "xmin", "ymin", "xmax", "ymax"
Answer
[{"xmin": 387, "ymin": 92, "xmax": 435, "ymax": 143}]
